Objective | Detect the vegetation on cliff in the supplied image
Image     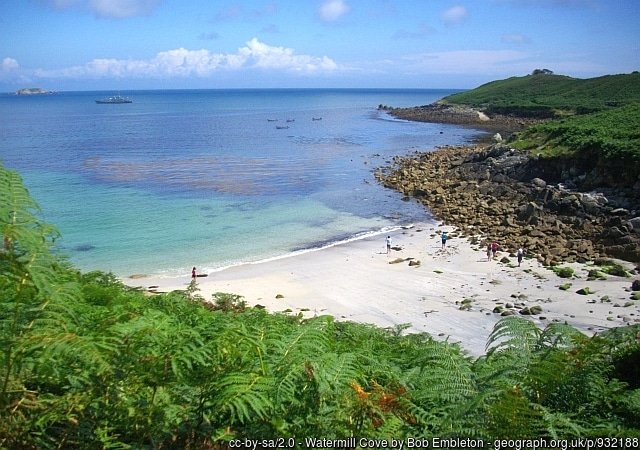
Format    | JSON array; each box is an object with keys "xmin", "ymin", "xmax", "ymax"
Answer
[
  {"xmin": 2, "ymin": 162, "xmax": 640, "ymax": 446},
  {"xmin": 514, "ymin": 103, "xmax": 640, "ymax": 163},
  {"xmin": 442, "ymin": 71, "xmax": 640, "ymax": 118},
  {"xmin": 391, "ymin": 71, "xmax": 640, "ymax": 189}
]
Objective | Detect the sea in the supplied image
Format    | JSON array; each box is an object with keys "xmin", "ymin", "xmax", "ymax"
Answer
[{"xmin": 0, "ymin": 89, "xmax": 482, "ymax": 278}]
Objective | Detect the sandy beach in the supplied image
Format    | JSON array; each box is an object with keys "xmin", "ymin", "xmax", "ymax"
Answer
[{"xmin": 125, "ymin": 223, "xmax": 639, "ymax": 357}]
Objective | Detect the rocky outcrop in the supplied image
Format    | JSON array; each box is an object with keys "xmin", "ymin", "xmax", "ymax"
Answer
[
  {"xmin": 16, "ymin": 87, "xmax": 51, "ymax": 95},
  {"xmin": 383, "ymin": 103, "xmax": 543, "ymax": 133},
  {"xmin": 375, "ymin": 144, "xmax": 640, "ymax": 265}
]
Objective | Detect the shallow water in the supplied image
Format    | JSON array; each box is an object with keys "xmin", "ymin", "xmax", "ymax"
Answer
[{"xmin": 0, "ymin": 89, "xmax": 480, "ymax": 277}]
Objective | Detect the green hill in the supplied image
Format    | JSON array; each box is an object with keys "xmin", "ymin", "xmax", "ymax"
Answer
[
  {"xmin": 438, "ymin": 71, "xmax": 640, "ymax": 182},
  {"xmin": 442, "ymin": 71, "xmax": 640, "ymax": 118}
]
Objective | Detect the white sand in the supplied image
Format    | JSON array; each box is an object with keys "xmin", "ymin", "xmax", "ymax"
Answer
[{"xmin": 125, "ymin": 224, "xmax": 639, "ymax": 356}]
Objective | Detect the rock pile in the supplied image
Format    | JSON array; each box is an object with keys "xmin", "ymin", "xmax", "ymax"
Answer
[
  {"xmin": 384, "ymin": 103, "xmax": 542, "ymax": 133},
  {"xmin": 375, "ymin": 144, "xmax": 640, "ymax": 266}
]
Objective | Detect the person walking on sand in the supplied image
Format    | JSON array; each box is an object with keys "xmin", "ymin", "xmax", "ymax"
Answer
[
  {"xmin": 487, "ymin": 243, "xmax": 492, "ymax": 261},
  {"xmin": 441, "ymin": 231, "xmax": 448, "ymax": 249},
  {"xmin": 517, "ymin": 247, "xmax": 524, "ymax": 267},
  {"xmin": 386, "ymin": 235, "xmax": 392, "ymax": 255},
  {"xmin": 491, "ymin": 241, "xmax": 499, "ymax": 260}
]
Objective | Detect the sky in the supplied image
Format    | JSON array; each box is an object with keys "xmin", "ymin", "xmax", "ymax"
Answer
[{"xmin": 1, "ymin": 0, "xmax": 639, "ymax": 91}]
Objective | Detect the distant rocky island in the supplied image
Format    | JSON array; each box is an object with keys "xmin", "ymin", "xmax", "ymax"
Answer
[{"xmin": 15, "ymin": 87, "xmax": 52, "ymax": 95}]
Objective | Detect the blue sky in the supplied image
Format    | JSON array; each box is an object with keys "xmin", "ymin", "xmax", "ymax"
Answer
[{"xmin": 1, "ymin": 0, "xmax": 638, "ymax": 91}]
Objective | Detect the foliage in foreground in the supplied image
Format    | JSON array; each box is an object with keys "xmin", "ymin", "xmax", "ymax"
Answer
[{"xmin": 2, "ymin": 162, "xmax": 640, "ymax": 448}]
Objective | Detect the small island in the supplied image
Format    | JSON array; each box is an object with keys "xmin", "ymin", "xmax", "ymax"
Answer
[{"xmin": 15, "ymin": 87, "xmax": 52, "ymax": 95}]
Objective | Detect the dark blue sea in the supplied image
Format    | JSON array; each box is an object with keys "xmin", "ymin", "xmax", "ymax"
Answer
[{"xmin": 0, "ymin": 89, "xmax": 480, "ymax": 278}]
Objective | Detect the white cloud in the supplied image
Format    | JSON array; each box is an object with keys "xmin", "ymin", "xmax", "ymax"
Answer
[
  {"xmin": 319, "ymin": 0, "xmax": 351, "ymax": 22},
  {"xmin": 30, "ymin": 39, "xmax": 339, "ymax": 80},
  {"xmin": 2, "ymin": 57, "xmax": 20, "ymax": 71},
  {"xmin": 240, "ymin": 38, "xmax": 338, "ymax": 72},
  {"xmin": 441, "ymin": 5, "xmax": 468, "ymax": 24}
]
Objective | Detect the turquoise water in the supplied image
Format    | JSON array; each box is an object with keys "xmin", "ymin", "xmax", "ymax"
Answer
[{"xmin": 0, "ymin": 89, "xmax": 479, "ymax": 277}]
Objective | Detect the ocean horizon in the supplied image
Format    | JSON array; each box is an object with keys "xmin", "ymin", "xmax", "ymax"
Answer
[{"xmin": 0, "ymin": 88, "xmax": 482, "ymax": 278}]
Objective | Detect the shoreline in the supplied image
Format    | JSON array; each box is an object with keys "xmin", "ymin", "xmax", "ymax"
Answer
[
  {"xmin": 125, "ymin": 106, "xmax": 639, "ymax": 356},
  {"xmin": 125, "ymin": 222, "xmax": 421, "ymax": 280},
  {"xmin": 125, "ymin": 221, "xmax": 638, "ymax": 356}
]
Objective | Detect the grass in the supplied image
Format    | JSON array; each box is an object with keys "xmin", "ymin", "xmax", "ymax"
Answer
[
  {"xmin": 514, "ymin": 104, "xmax": 640, "ymax": 163},
  {"xmin": 442, "ymin": 72, "xmax": 640, "ymax": 116},
  {"xmin": 441, "ymin": 72, "xmax": 640, "ymax": 180}
]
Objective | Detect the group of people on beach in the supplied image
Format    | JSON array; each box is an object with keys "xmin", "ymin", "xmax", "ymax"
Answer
[
  {"xmin": 192, "ymin": 233, "xmax": 524, "ymax": 281},
  {"xmin": 385, "ymin": 231, "xmax": 525, "ymax": 267},
  {"xmin": 486, "ymin": 241, "xmax": 524, "ymax": 266}
]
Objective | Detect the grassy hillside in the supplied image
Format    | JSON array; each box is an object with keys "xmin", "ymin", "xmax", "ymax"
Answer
[
  {"xmin": 442, "ymin": 72, "xmax": 640, "ymax": 118},
  {"xmin": 440, "ymin": 72, "xmax": 640, "ymax": 182},
  {"xmin": 514, "ymin": 103, "xmax": 640, "ymax": 162}
]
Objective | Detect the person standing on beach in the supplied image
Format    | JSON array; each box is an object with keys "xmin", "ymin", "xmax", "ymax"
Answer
[
  {"xmin": 441, "ymin": 231, "xmax": 448, "ymax": 249},
  {"xmin": 191, "ymin": 266, "xmax": 197, "ymax": 280},
  {"xmin": 386, "ymin": 235, "xmax": 392, "ymax": 255},
  {"xmin": 517, "ymin": 248, "xmax": 524, "ymax": 267},
  {"xmin": 491, "ymin": 241, "xmax": 499, "ymax": 260}
]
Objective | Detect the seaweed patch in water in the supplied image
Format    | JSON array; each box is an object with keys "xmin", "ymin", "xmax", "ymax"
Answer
[{"xmin": 74, "ymin": 244, "xmax": 96, "ymax": 252}]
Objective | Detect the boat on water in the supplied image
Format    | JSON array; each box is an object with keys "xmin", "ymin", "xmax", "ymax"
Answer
[{"xmin": 95, "ymin": 95, "xmax": 132, "ymax": 104}]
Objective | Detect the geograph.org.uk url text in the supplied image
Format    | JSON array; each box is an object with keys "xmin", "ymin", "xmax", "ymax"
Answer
[{"xmin": 494, "ymin": 437, "xmax": 639, "ymax": 450}]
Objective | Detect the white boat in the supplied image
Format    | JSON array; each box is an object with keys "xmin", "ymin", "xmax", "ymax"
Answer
[{"xmin": 95, "ymin": 95, "xmax": 132, "ymax": 104}]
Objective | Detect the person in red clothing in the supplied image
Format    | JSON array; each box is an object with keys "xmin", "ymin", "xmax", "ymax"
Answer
[{"xmin": 491, "ymin": 241, "xmax": 499, "ymax": 260}]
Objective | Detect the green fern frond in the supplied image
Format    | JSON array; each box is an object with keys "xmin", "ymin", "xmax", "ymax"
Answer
[
  {"xmin": 539, "ymin": 322, "xmax": 585, "ymax": 350},
  {"xmin": 407, "ymin": 341, "xmax": 476, "ymax": 402},
  {"xmin": 213, "ymin": 372, "xmax": 273, "ymax": 423},
  {"xmin": 486, "ymin": 316, "xmax": 542, "ymax": 356},
  {"xmin": 169, "ymin": 329, "xmax": 214, "ymax": 380},
  {"xmin": 269, "ymin": 316, "xmax": 330, "ymax": 363},
  {"xmin": 313, "ymin": 352, "xmax": 361, "ymax": 397},
  {"xmin": 1, "ymin": 165, "xmax": 60, "ymax": 260},
  {"xmin": 535, "ymin": 403, "xmax": 585, "ymax": 439},
  {"xmin": 374, "ymin": 415, "xmax": 405, "ymax": 438},
  {"xmin": 0, "ymin": 166, "xmax": 40, "ymax": 226}
]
